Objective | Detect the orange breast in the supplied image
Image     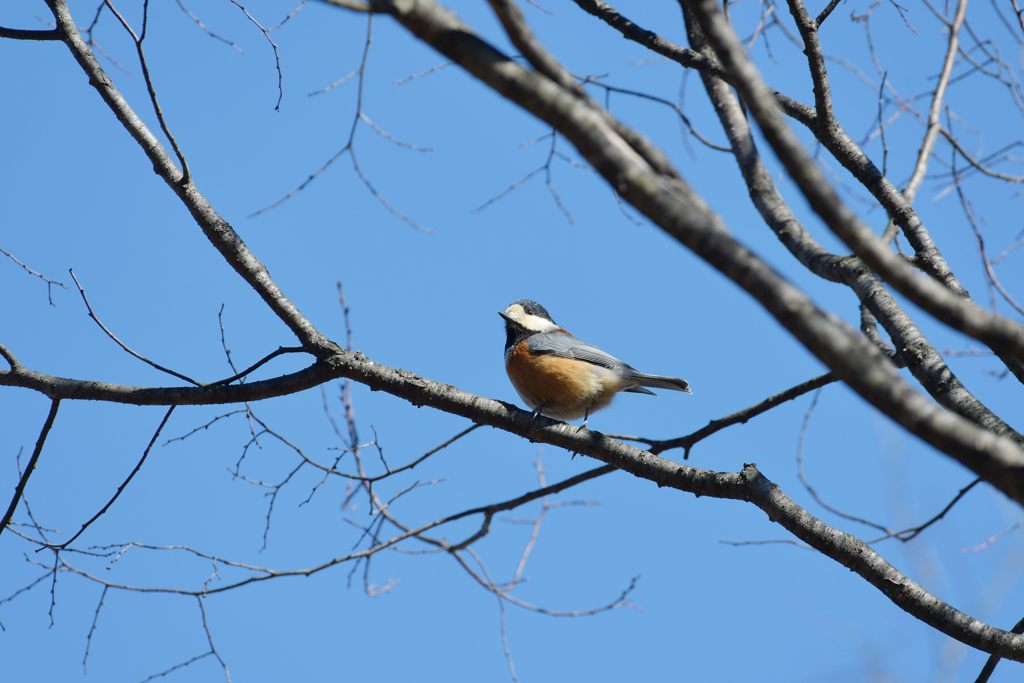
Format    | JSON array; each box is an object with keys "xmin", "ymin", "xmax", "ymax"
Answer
[{"xmin": 505, "ymin": 341, "xmax": 620, "ymax": 420}]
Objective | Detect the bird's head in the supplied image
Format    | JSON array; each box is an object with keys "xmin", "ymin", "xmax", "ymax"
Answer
[{"xmin": 498, "ymin": 299, "xmax": 559, "ymax": 334}]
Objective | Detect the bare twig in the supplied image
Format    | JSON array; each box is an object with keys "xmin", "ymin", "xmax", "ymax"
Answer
[
  {"xmin": 976, "ymin": 614, "xmax": 1024, "ymax": 682},
  {"xmin": 252, "ymin": 16, "xmax": 430, "ymax": 231},
  {"xmin": 474, "ymin": 131, "xmax": 580, "ymax": 221},
  {"xmin": 868, "ymin": 477, "xmax": 982, "ymax": 544},
  {"xmin": 46, "ymin": 0, "xmax": 332, "ymax": 352},
  {"xmin": 81, "ymin": 586, "xmax": 108, "ymax": 673},
  {"xmin": 624, "ymin": 372, "xmax": 837, "ymax": 458},
  {"xmin": 795, "ymin": 391, "xmax": 891, "ymax": 534},
  {"xmin": 196, "ymin": 597, "xmax": 231, "ymax": 682},
  {"xmin": 902, "ymin": 0, "xmax": 967, "ymax": 203},
  {"xmin": 1, "ymin": 399, "xmax": 61, "ymax": 538},
  {"xmin": 939, "ymin": 129, "xmax": 1024, "ymax": 183},
  {"xmin": 44, "ymin": 406, "xmax": 175, "ymax": 550},
  {"xmin": 103, "ymin": 0, "xmax": 192, "ymax": 184},
  {"xmin": 962, "ymin": 522, "xmax": 1022, "ymax": 553},
  {"xmin": 228, "ymin": 0, "xmax": 283, "ymax": 110},
  {"xmin": 174, "ymin": 0, "xmax": 242, "ymax": 52},
  {"xmin": 394, "ymin": 61, "xmax": 451, "ymax": 85},
  {"xmin": 582, "ymin": 77, "xmax": 730, "ymax": 153},
  {"xmin": 269, "ymin": 0, "xmax": 309, "ymax": 32},
  {"xmin": 951, "ymin": 141, "xmax": 1024, "ymax": 316},
  {"xmin": 69, "ymin": 269, "xmax": 201, "ymax": 386},
  {"xmin": 0, "ymin": 247, "xmax": 66, "ymax": 306}
]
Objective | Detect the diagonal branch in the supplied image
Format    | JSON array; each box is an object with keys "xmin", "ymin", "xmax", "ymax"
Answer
[
  {"xmin": 45, "ymin": 406, "xmax": 175, "ymax": 550},
  {"xmin": 0, "ymin": 247, "xmax": 67, "ymax": 306},
  {"xmin": 569, "ymin": 0, "xmax": 816, "ymax": 125},
  {"xmin": 685, "ymin": 0, "xmax": 1024, "ymax": 360},
  {"xmin": 69, "ymin": 269, "xmax": 201, "ymax": 386},
  {"xmin": 902, "ymin": 0, "xmax": 968, "ymax": 202},
  {"xmin": 682, "ymin": 9, "xmax": 1023, "ymax": 440},
  {"xmin": 348, "ymin": 0, "xmax": 1024, "ymax": 500},
  {"xmin": 45, "ymin": 0, "xmax": 333, "ymax": 354},
  {"xmin": 19, "ymin": 0, "xmax": 1024, "ymax": 510},
  {"xmin": 574, "ymin": 0, "xmax": 1024, "ymax": 380},
  {"xmin": 102, "ymin": 0, "xmax": 192, "ymax": 185},
  {"xmin": 1, "ymin": 399, "xmax": 61, "ymax": 538},
  {"xmin": 648, "ymin": 372, "xmax": 837, "ymax": 458}
]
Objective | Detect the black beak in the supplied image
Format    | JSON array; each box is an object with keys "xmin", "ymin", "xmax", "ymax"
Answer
[{"xmin": 498, "ymin": 311, "xmax": 513, "ymax": 322}]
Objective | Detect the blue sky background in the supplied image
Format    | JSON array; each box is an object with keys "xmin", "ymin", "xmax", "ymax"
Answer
[{"xmin": 2, "ymin": 0, "xmax": 1023, "ymax": 681}]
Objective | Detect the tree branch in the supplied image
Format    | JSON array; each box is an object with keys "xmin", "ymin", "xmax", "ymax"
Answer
[
  {"xmin": 44, "ymin": 406, "xmax": 175, "ymax": 550},
  {"xmin": 682, "ymin": 10, "xmax": 1024, "ymax": 440},
  {"xmin": 902, "ymin": 0, "xmax": 967, "ymax": 202},
  {"xmin": 45, "ymin": 0, "xmax": 333, "ymax": 354},
  {"xmin": 648, "ymin": 372, "xmax": 837, "ymax": 457},
  {"xmin": 0, "ymin": 26, "xmax": 61, "ymax": 40},
  {"xmin": 1, "ymin": 399, "xmax": 61, "ymax": 538},
  {"xmin": 569, "ymin": 0, "xmax": 817, "ymax": 126},
  {"xmin": 685, "ymin": 0, "xmax": 1024, "ymax": 360}
]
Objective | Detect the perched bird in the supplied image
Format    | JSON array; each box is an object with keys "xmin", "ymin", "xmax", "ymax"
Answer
[{"xmin": 499, "ymin": 299, "xmax": 691, "ymax": 426}]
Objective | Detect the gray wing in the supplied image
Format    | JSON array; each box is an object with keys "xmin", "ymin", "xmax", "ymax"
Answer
[{"xmin": 525, "ymin": 332, "xmax": 633, "ymax": 373}]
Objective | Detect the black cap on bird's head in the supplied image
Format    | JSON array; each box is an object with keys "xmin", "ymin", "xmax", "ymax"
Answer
[{"xmin": 511, "ymin": 299, "xmax": 554, "ymax": 322}]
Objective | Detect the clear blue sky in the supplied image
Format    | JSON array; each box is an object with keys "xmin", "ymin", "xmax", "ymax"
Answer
[{"xmin": 2, "ymin": 1, "xmax": 1023, "ymax": 681}]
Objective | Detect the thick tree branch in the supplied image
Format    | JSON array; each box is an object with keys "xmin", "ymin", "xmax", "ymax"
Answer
[
  {"xmin": 487, "ymin": 0, "xmax": 581, "ymax": 96},
  {"xmin": 0, "ymin": 349, "xmax": 336, "ymax": 404},
  {"xmin": 683, "ymin": 8, "xmax": 1024, "ymax": 441},
  {"xmin": 6, "ymin": 325, "xmax": 1024, "ymax": 657},
  {"xmin": 780, "ymin": 0, "xmax": 966, "ymax": 293},
  {"xmin": 21, "ymin": 0, "xmax": 1024, "ymax": 523},
  {"xmin": 574, "ymin": 0, "xmax": 1024, "ymax": 383},
  {"xmin": 573, "ymin": 0, "xmax": 1017, "ymax": 345},
  {"xmin": 13, "ymin": 0, "xmax": 1024, "ymax": 663},
  {"xmin": 344, "ymin": 0, "xmax": 1024, "ymax": 497},
  {"xmin": 685, "ymin": 0, "xmax": 1024, "ymax": 362},
  {"xmin": 47, "ymin": 446, "xmax": 1024, "ymax": 662}
]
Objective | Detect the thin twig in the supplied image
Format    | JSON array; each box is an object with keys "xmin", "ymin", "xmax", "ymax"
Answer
[
  {"xmin": 196, "ymin": 596, "xmax": 231, "ymax": 681},
  {"xmin": 1, "ymin": 399, "xmax": 61, "ymax": 538},
  {"xmin": 103, "ymin": 0, "xmax": 192, "ymax": 184},
  {"xmin": 976, "ymin": 614, "xmax": 1024, "ymax": 682},
  {"xmin": 867, "ymin": 477, "xmax": 982, "ymax": 544},
  {"xmin": 82, "ymin": 585, "xmax": 108, "ymax": 673},
  {"xmin": 0, "ymin": 247, "xmax": 67, "ymax": 306},
  {"xmin": 69, "ymin": 269, "xmax": 201, "ymax": 385},
  {"xmin": 45, "ymin": 406, "xmax": 175, "ymax": 550},
  {"xmin": 174, "ymin": 0, "xmax": 242, "ymax": 52},
  {"xmin": 630, "ymin": 372, "xmax": 837, "ymax": 458},
  {"xmin": 796, "ymin": 391, "xmax": 892, "ymax": 534},
  {"xmin": 228, "ymin": 0, "xmax": 283, "ymax": 111}
]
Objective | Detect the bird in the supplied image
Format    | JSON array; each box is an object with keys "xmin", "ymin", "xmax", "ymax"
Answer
[{"xmin": 499, "ymin": 299, "xmax": 691, "ymax": 427}]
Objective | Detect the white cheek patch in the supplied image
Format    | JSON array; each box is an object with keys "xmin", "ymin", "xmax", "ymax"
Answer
[
  {"xmin": 518, "ymin": 313, "xmax": 558, "ymax": 332},
  {"xmin": 504, "ymin": 304, "xmax": 558, "ymax": 333}
]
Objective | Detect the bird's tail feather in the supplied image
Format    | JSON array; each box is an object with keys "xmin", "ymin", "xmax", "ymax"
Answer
[{"xmin": 631, "ymin": 372, "xmax": 692, "ymax": 394}]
